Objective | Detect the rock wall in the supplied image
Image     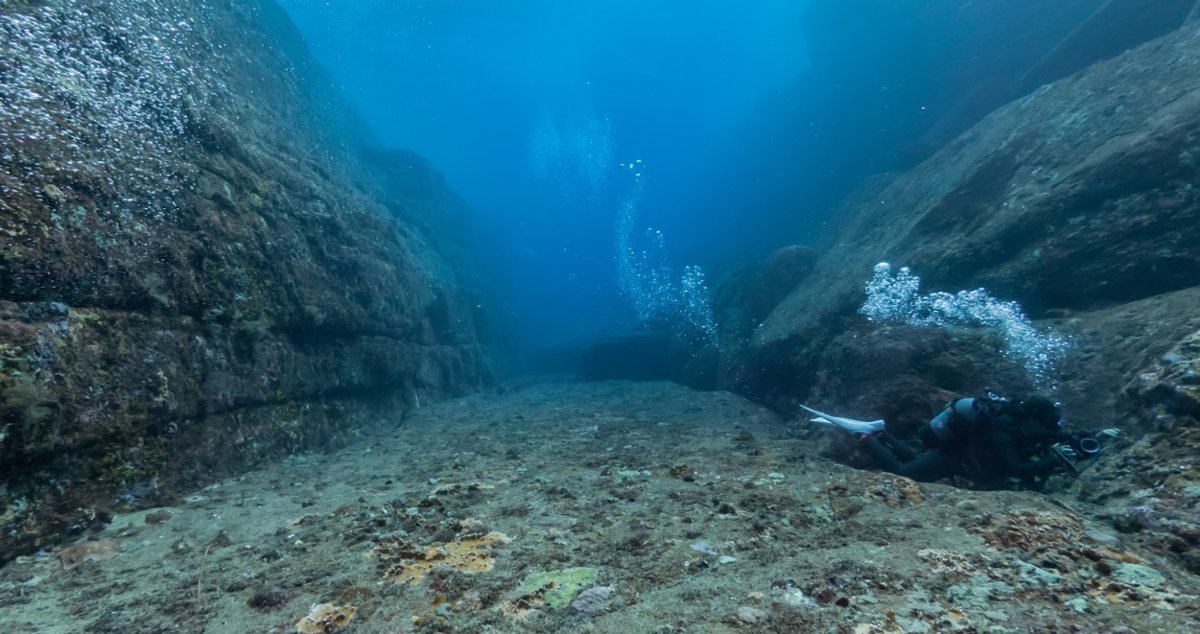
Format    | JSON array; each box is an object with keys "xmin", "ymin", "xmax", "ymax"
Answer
[
  {"xmin": 716, "ymin": 12, "xmax": 1200, "ymax": 574},
  {"xmin": 723, "ymin": 14, "xmax": 1200, "ymax": 419},
  {"xmin": 0, "ymin": 0, "xmax": 495, "ymax": 561},
  {"xmin": 684, "ymin": 0, "xmax": 1196, "ymax": 268}
]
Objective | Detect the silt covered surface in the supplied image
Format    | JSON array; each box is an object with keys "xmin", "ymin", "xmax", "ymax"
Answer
[
  {"xmin": 0, "ymin": 0, "xmax": 495, "ymax": 563},
  {"xmin": 1, "ymin": 381, "xmax": 1196, "ymax": 633}
]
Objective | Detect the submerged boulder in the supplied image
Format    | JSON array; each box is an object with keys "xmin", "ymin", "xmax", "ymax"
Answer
[
  {"xmin": 0, "ymin": 0, "xmax": 494, "ymax": 562},
  {"xmin": 714, "ymin": 245, "xmax": 816, "ymax": 337},
  {"xmin": 1064, "ymin": 320, "xmax": 1200, "ymax": 575},
  {"xmin": 712, "ymin": 245, "xmax": 816, "ymax": 394},
  {"xmin": 705, "ymin": 8, "xmax": 1200, "ymax": 572},
  {"xmin": 731, "ymin": 15, "xmax": 1200, "ymax": 417}
]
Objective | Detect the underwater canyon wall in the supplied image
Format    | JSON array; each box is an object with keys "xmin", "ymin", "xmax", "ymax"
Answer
[
  {"xmin": 690, "ymin": 0, "xmax": 1197, "ymax": 268},
  {"xmin": 0, "ymin": 0, "xmax": 494, "ymax": 562},
  {"xmin": 716, "ymin": 9, "xmax": 1200, "ymax": 573},
  {"xmin": 721, "ymin": 8, "xmax": 1200, "ymax": 423}
]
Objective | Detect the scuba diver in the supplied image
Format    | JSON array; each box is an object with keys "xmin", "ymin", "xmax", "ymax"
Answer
[{"xmin": 803, "ymin": 394, "xmax": 1119, "ymax": 488}]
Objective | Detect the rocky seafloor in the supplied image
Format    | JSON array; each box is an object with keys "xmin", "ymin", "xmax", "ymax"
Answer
[{"xmin": 1, "ymin": 380, "xmax": 1195, "ymax": 633}]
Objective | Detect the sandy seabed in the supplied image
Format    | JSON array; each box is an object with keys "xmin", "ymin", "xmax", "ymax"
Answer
[{"xmin": 1, "ymin": 380, "xmax": 1196, "ymax": 633}]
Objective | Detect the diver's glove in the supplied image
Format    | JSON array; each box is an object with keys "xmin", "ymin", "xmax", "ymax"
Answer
[
  {"xmin": 1096, "ymin": 428, "xmax": 1121, "ymax": 440},
  {"xmin": 1051, "ymin": 443, "xmax": 1079, "ymax": 460}
]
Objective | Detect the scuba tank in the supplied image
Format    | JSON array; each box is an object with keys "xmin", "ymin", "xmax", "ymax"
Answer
[{"xmin": 926, "ymin": 391, "xmax": 1007, "ymax": 448}]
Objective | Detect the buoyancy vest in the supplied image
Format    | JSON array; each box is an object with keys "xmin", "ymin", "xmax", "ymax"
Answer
[{"xmin": 928, "ymin": 394, "xmax": 1010, "ymax": 447}]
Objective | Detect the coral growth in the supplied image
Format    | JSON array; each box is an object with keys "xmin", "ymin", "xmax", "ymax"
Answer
[
  {"xmin": 865, "ymin": 475, "xmax": 925, "ymax": 506},
  {"xmin": 372, "ymin": 528, "xmax": 508, "ymax": 584},
  {"xmin": 294, "ymin": 603, "xmax": 356, "ymax": 633},
  {"xmin": 511, "ymin": 567, "xmax": 599, "ymax": 610},
  {"xmin": 967, "ymin": 510, "xmax": 1194, "ymax": 609}
]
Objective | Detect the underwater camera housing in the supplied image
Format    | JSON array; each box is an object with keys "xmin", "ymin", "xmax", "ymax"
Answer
[
  {"xmin": 1052, "ymin": 432, "xmax": 1105, "ymax": 476},
  {"xmin": 1068, "ymin": 432, "xmax": 1103, "ymax": 457}
]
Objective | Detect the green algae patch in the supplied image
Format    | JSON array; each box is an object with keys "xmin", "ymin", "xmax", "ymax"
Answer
[{"xmin": 514, "ymin": 567, "xmax": 599, "ymax": 609}]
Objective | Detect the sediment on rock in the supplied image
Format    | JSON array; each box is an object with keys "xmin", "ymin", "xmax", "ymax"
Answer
[
  {"xmin": 723, "ymin": 17, "xmax": 1200, "ymax": 423},
  {"xmin": 700, "ymin": 13, "xmax": 1200, "ymax": 588},
  {"xmin": 0, "ymin": 0, "xmax": 496, "ymax": 562}
]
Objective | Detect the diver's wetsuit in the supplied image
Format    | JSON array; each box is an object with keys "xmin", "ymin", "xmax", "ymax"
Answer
[
  {"xmin": 861, "ymin": 432, "xmax": 958, "ymax": 482},
  {"xmin": 862, "ymin": 398, "xmax": 1064, "ymax": 486}
]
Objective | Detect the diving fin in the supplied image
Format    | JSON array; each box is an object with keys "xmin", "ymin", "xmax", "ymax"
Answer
[{"xmin": 801, "ymin": 404, "xmax": 885, "ymax": 434}]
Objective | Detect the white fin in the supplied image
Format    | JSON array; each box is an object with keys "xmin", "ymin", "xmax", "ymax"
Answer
[{"xmin": 801, "ymin": 404, "xmax": 885, "ymax": 434}]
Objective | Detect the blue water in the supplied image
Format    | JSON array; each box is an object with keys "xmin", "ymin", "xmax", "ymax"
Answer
[
  {"xmin": 273, "ymin": 0, "xmax": 1169, "ymax": 353},
  {"xmin": 275, "ymin": 0, "xmax": 805, "ymax": 347}
]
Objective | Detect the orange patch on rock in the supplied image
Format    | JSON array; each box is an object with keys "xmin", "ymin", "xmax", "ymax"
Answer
[
  {"xmin": 294, "ymin": 603, "xmax": 356, "ymax": 633},
  {"xmin": 373, "ymin": 531, "xmax": 508, "ymax": 584}
]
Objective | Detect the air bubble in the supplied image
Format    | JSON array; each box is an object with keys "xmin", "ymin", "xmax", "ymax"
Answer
[
  {"xmin": 615, "ymin": 179, "xmax": 717, "ymax": 351},
  {"xmin": 859, "ymin": 263, "xmax": 1070, "ymax": 391},
  {"xmin": 0, "ymin": 1, "xmax": 205, "ymax": 227}
]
